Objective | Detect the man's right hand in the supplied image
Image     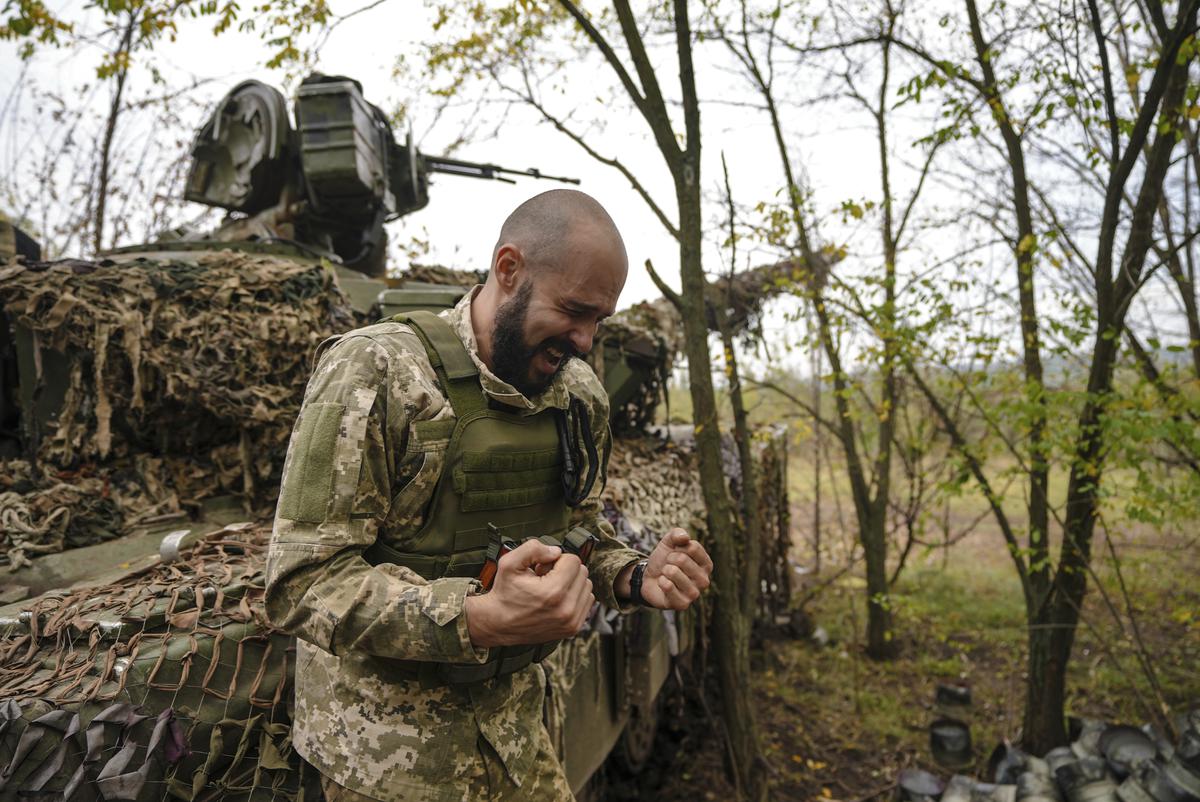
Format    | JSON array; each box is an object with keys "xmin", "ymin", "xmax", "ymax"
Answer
[{"xmin": 463, "ymin": 539, "xmax": 594, "ymax": 648}]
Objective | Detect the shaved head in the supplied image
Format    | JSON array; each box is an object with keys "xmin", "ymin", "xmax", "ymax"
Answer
[{"xmin": 491, "ymin": 189, "xmax": 627, "ymax": 275}]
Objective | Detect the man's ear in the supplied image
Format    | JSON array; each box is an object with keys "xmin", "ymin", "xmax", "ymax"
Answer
[{"xmin": 493, "ymin": 243, "xmax": 524, "ymax": 292}]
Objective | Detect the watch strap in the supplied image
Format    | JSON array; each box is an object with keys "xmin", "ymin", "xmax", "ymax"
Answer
[{"xmin": 629, "ymin": 559, "xmax": 651, "ymax": 607}]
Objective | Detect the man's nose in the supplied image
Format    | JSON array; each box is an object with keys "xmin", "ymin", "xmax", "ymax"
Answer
[{"xmin": 568, "ymin": 325, "xmax": 595, "ymax": 356}]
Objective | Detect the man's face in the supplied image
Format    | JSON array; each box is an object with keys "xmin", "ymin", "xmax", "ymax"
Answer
[{"xmin": 490, "ymin": 237, "xmax": 626, "ymax": 397}]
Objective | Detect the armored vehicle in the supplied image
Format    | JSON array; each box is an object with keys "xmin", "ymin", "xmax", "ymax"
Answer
[{"xmin": 0, "ymin": 75, "xmax": 791, "ymax": 800}]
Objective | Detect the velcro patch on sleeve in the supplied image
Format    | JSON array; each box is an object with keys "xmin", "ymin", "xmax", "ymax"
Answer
[{"xmin": 278, "ymin": 402, "xmax": 346, "ymax": 523}]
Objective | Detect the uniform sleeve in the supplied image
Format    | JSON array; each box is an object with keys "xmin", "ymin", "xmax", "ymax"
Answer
[
  {"xmin": 569, "ymin": 384, "xmax": 644, "ymax": 611},
  {"xmin": 265, "ymin": 334, "xmax": 489, "ymax": 665}
]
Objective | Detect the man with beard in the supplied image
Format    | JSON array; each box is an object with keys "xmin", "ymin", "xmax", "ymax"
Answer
[{"xmin": 266, "ymin": 189, "xmax": 713, "ymax": 801}]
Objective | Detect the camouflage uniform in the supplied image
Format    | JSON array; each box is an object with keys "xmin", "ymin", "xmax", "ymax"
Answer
[{"xmin": 266, "ymin": 287, "xmax": 643, "ymax": 801}]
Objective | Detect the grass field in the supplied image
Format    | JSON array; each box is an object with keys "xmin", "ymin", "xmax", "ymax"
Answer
[{"xmin": 643, "ymin": 439, "xmax": 1200, "ymax": 802}]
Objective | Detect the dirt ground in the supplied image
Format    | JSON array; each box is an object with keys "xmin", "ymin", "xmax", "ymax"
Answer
[{"xmin": 601, "ymin": 490, "xmax": 1200, "ymax": 801}]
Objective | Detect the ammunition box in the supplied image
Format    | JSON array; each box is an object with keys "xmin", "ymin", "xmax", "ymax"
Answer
[{"xmin": 296, "ymin": 79, "xmax": 388, "ymax": 212}]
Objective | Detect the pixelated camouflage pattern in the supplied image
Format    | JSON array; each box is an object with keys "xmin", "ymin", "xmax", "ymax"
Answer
[
  {"xmin": 266, "ymin": 286, "xmax": 642, "ymax": 801},
  {"xmin": 317, "ymin": 698, "xmax": 574, "ymax": 802}
]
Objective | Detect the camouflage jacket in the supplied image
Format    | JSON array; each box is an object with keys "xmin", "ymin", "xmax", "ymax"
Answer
[{"xmin": 265, "ymin": 286, "xmax": 643, "ymax": 801}]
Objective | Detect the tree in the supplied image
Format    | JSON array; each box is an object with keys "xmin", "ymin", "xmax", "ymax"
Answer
[
  {"xmin": 883, "ymin": 0, "xmax": 1199, "ymax": 750},
  {"xmin": 422, "ymin": 1, "xmax": 767, "ymax": 794},
  {"xmin": 2, "ymin": 0, "xmax": 240, "ymax": 255},
  {"xmin": 709, "ymin": 0, "xmax": 950, "ymax": 658}
]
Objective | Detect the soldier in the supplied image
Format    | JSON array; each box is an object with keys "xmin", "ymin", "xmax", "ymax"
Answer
[{"xmin": 266, "ymin": 189, "xmax": 713, "ymax": 801}]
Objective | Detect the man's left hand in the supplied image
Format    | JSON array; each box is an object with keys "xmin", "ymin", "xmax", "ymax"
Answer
[{"xmin": 635, "ymin": 528, "xmax": 713, "ymax": 610}]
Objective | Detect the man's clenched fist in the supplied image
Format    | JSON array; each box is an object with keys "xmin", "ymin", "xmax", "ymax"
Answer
[
  {"xmin": 621, "ymin": 528, "xmax": 713, "ymax": 611},
  {"xmin": 464, "ymin": 539, "xmax": 594, "ymax": 648}
]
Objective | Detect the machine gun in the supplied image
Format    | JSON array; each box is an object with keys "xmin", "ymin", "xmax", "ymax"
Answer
[
  {"xmin": 183, "ymin": 74, "xmax": 578, "ymax": 277},
  {"xmin": 421, "ymin": 154, "xmax": 579, "ymax": 184}
]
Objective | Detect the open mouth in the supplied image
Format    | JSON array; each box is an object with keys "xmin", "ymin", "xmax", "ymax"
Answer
[
  {"xmin": 542, "ymin": 343, "xmax": 564, "ymax": 372},
  {"xmin": 537, "ymin": 343, "xmax": 569, "ymax": 375}
]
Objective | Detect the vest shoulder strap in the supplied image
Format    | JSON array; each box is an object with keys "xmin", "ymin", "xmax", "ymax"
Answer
[{"xmin": 390, "ymin": 310, "xmax": 485, "ymax": 418}]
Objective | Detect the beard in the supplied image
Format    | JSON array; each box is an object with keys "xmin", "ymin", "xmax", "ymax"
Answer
[{"xmin": 491, "ymin": 280, "xmax": 577, "ymax": 397}]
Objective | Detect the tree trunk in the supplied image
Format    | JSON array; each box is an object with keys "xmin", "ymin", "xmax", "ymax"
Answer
[
  {"xmin": 866, "ymin": 26, "xmax": 899, "ymax": 659},
  {"xmin": 553, "ymin": 1, "xmax": 766, "ymax": 792},
  {"xmin": 677, "ymin": 163, "xmax": 763, "ymax": 798},
  {"xmin": 94, "ymin": 14, "xmax": 136, "ymax": 256},
  {"xmin": 1021, "ymin": 23, "xmax": 1194, "ymax": 747},
  {"xmin": 1163, "ymin": 237, "xmax": 1200, "ymax": 379},
  {"xmin": 963, "ymin": 0, "xmax": 1052, "ymax": 603},
  {"xmin": 720, "ymin": 313, "xmax": 762, "ymax": 621},
  {"xmin": 812, "ymin": 343, "xmax": 822, "ymax": 575},
  {"xmin": 862, "ymin": 511, "xmax": 896, "ymax": 657},
  {"xmin": 1022, "ymin": 610, "xmax": 1071, "ymax": 753},
  {"xmin": 718, "ymin": 154, "xmax": 764, "ymax": 623}
]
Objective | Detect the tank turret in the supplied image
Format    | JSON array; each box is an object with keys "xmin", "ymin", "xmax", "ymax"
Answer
[{"xmin": 179, "ymin": 74, "xmax": 578, "ymax": 277}]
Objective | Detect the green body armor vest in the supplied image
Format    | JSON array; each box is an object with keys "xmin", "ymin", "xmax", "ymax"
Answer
[{"xmin": 363, "ymin": 310, "xmax": 587, "ymax": 685}]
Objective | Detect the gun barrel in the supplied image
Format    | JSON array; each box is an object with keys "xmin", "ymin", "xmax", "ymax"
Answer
[{"xmin": 424, "ymin": 155, "xmax": 581, "ymax": 186}]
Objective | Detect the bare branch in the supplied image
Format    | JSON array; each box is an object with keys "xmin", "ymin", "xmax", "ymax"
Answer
[
  {"xmin": 745, "ymin": 377, "xmax": 842, "ymax": 438},
  {"xmin": 556, "ymin": 1, "xmax": 651, "ymax": 121},
  {"xmin": 672, "ymin": 0, "xmax": 701, "ymax": 158},
  {"xmin": 502, "ymin": 72, "xmax": 680, "ymax": 239},
  {"xmin": 558, "ymin": 0, "xmax": 684, "ymax": 178},
  {"xmin": 1087, "ymin": 0, "xmax": 1122, "ymax": 165},
  {"xmin": 644, "ymin": 257, "xmax": 682, "ymax": 309},
  {"xmin": 903, "ymin": 359, "xmax": 1035, "ymax": 607}
]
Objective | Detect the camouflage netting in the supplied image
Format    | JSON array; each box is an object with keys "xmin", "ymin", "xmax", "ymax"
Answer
[
  {"xmin": 620, "ymin": 426, "xmax": 793, "ymax": 623},
  {"xmin": 0, "ymin": 522, "xmax": 303, "ymax": 802},
  {"xmin": 0, "ymin": 461, "xmax": 130, "ymax": 571},
  {"xmin": 752, "ymin": 427, "xmax": 793, "ymax": 622},
  {"xmin": 717, "ymin": 427, "xmax": 794, "ymax": 622},
  {"xmin": 401, "ymin": 264, "xmax": 486, "ymax": 287},
  {"xmin": 0, "ymin": 252, "xmax": 801, "ymax": 566},
  {"xmin": 602, "ymin": 433, "xmax": 707, "ymax": 553},
  {"xmin": 703, "ymin": 258, "xmax": 815, "ymax": 335},
  {"xmin": 0, "ymin": 252, "xmax": 357, "ymax": 565}
]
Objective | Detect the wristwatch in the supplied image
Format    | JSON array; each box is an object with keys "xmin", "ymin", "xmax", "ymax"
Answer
[{"xmin": 629, "ymin": 559, "xmax": 651, "ymax": 607}]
